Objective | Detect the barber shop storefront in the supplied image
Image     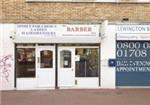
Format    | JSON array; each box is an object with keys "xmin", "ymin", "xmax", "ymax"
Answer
[
  {"xmin": 14, "ymin": 24, "xmax": 101, "ymax": 89},
  {"xmin": 1, "ymin": 23, "xmax": 150, "ymax": 90}
]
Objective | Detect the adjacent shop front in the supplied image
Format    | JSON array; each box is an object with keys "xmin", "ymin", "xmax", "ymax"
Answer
[{"xmin": 116, "ymin": 25, "xmax": 150, "ymax": 87}]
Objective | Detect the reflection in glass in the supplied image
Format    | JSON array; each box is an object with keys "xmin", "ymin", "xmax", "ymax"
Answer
[
  {"xmin": 16, "ymin": 48, "xmax": 35, "ymax": 78},
  {"xmin": 60, "ymin": 50, "xmax": 71, "ymax": 68},
  {"xmin": 40, "ymin": 50, "xmax": 53, "ymax": 68},
  {"xmin": 75, "ymin": 48, "xmax": 98, "ymax": 77}
]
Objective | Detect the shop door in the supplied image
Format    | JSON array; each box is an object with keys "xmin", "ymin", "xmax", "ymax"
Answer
[
  {"xmin": 36, "ymin": 46, "xmax": 55, "ymax": 88},
  {"xmin": 58, "ymin": 47, "xmax": 75, "ymax": 87}
]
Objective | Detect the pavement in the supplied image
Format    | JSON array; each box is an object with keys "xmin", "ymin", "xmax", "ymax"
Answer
[{"xmin": 1, "ymin": 89, "xmax": 150, "ymax": 105}]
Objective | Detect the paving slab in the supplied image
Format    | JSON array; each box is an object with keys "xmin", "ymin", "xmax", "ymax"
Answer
[{"xmin": 1, "ymin": 89, "xmax": 150, "ymax": 105}]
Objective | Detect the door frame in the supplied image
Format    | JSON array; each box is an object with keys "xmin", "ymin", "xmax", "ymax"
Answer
[
  {"xmin": 15, "ymin": 44, "xmax": 100, "ymax": 89},
  {"xmin": 57, "ymin": 46, "xmax": 75, "ymax": 88},
  {"xmin": 36, "ymin": 45, "xmax": 56, "ymax": 88},
  {"xmin": 15, "ymin": 45, "xmax": 37, "ymax": 89},
  {"xmin": 74, "ymin": 46, "xmax": 100, "ymax": 88},
  {"xmin": 57, "ymin": 45, "xmax": 100, "ymax": 88}
]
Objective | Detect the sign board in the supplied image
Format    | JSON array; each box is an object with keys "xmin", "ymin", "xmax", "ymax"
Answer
[
  {"xmin": 117, "ymin": 25, "xmax": 150, "ymax": 34},
  {"xmin": 61, "ymin": 24, "xmax": 99, "ymax": 37},
  {"xmin": 116, "ymin": 24, "xmax": 150, "ymax": 86},
  {"xmin": 116, "ymin": 41, "xmax": 150, "ymax": 86},
  {"xmin": 16, "ymin": 24, "xmax": 58, "ymax": 38},
  {"xmin": 116, "ymin": 41, "xmax": 150, "ymax": 72},
  {"xmin": 16, "ymin": 24, "xmax": 99, "ymax": 38},
  {"xmin": 117, "ymin": 34, "xmax": 150, "ymax": 41}
]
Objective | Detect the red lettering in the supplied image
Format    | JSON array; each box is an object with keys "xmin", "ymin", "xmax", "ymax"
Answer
[
  {"xmin": 67, "ymin": 26, "xmax": 92, "ymax": 32},
  {"xmin": 71, "ymin": 27, "xmax": 73, "ymax": 31},
  {"xmin": 67, "ymin": 27, "xmax": 70, "ymax": 32},
  {"xmin": 75, "ymin": 27, "xmax": 79, "ymax": 32},
  {"xmin": 88, "ymin": 27, "xmax": 92, "ymax": 32}
]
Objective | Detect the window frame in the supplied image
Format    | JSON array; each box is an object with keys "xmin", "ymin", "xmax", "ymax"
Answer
[
  {"xmin": 75, "ymin": 46, "xmax": 100, "ymax": 78},
  {"xmin": 16, "ymin": 47, "xmax": 36, "ymax": 78}
]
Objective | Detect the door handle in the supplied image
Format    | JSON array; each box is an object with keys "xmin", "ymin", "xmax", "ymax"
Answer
[{"xmin": 37, "ymin": 57, "xmax": 40, "ymax": 68}]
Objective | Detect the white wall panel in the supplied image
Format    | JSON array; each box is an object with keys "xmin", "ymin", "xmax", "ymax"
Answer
[
  {"xmin": 1, "ymin": 24, "xmax": 15, "ymax": 90},
  {"xmin": 100, "ymin": 25, "xmax": 116, "ymax": 89}
]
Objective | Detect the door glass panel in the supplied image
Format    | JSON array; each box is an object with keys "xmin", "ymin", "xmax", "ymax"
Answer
[
  {"xmin": 60, "ymin": 50, "xmax": 71, "ymax": 68},
  {"xmin": 40, "ymin": 50, "xmax": 53, "ymax": 68},
  {"xmin": 75, "ymin": 48, "xmax": 99, "ymax": 77},
  {"xmin": 16, "ymin": 48, "xmax": 35, "ymax": 78}
]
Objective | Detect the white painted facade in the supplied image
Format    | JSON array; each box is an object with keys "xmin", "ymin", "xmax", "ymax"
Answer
[
  {"xmin": 0, "ymin": 24, "xmax": 3, "ymax": 90},
  {"xmin": 1, "ymin": 23, "xmax": 117, "ymax": 90},
  {"xmin": 0, "ymin": 24, "xmax": 15, "ymax": 90},
  {"xmin": 100, "ymin": 25, "xmax": 116, "ymax": 89}
]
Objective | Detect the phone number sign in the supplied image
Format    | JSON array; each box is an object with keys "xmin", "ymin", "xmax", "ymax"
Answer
[
  {"xmin": 116, "ymin": 41, "xmax": 150, "ymax": 86},
  {"xmin": 116, "ymin": 41, "xmax": 150, "ymax": 72}
]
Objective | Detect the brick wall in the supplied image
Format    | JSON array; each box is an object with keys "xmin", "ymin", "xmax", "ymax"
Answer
[
  {"xmin": 1, "ymin": 0, "xmax": 150, "ymax": 23},
  {"xmin": 0, "ymin": 0, "xmax": 2, "ymax": 21}
]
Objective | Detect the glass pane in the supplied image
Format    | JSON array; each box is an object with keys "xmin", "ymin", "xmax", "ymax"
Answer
[
  {"xmin": 16, "ymin": 48, "xmax": 35, "ymax": 78},
  {"xmin": 40, "ymin": 50, "xmax": 53, "ymax": 68},
  {"xmin": 75, "ymin": 48, "xmax": 99, "ymax": 77},
  {"xmin": 60, "ymin": 50, "xmax": 71, "ymax": 68}
]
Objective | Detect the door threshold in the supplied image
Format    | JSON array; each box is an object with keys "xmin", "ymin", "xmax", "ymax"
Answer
[
  {"xmin": 16, "ymin": 87, "xmax": 55, "ymax": 90},
  {"xmin": 58, "ymin": 87, "xmax": 101, "ymax": 89}
]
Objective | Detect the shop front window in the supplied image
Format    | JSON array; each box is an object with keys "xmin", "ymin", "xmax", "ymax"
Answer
[
  {"xmin": 60, "ymin": 50, "xmax": 71, "ymax": 68},
  {"xmin": 75, "ymin": 48, "xmax": 99, "ymax": 77},
  {"xmin": 16, "ymin": 48, "xmax": 35, "ymax": 78},
  {"xmin": 40, "ymin": 50, "xmax": 53, "ymax": 68}
]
